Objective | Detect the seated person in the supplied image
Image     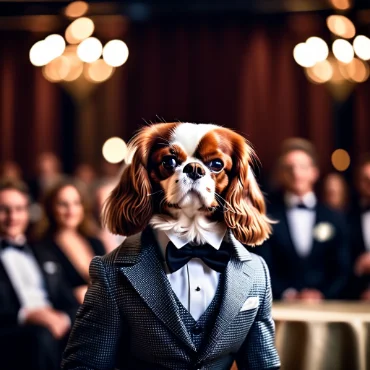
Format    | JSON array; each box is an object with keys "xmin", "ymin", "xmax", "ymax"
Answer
[
  {"xmin": 321, "ymin": 172, "xmax": 349, "ymax": 214},
  {"xmin": 34, "ymin": 180, "xmax": 105, "ymax": 304},
  {"xmin": 0, "ymin": 179, "xmax": 79, "ymax": 370},
  {"xmin": 348, "ymin": 156, "xmax": 370, "ymax": 300},
  {"xmin": 258, "ymin": 138, "xmax": 350, "ymax": 301}
]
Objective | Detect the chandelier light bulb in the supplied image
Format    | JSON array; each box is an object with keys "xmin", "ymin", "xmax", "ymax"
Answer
[
  {"xmin": 306, "ymin": 37, "xmax": 329, "ymax": 63},
  {"xmin": 65, "ymin": 1, "xmax": 89, "ymax": 18},
  {"xmin": 30, "ymin": 40, "xmax": 53, "ymax": 66},
  {"xmin": 327, "ymin": 15, "xmax": 356, "ymax": 39},
  {"xmin": 66, "ymin": 17, "xmax": 94, "ymax": 44},
  {"xmin": 44, "ymin": 34, "xmax": 66, "ymax": 61},
  {"xmin": 77, "ymin": 37, "xmax": 103, "ymax": 63},
  {"xmin": 353, "ymin": 35, "xmax": 370, "ymax": 61},
  {"xmin": 103, "ymin": 40, "xmax": 129, "ymax": 67},
  {"xmin": 332, "ymin": 39, "xmax": 354, "ymax": 64},
  {"xmin": 84, "ymin": 59, "xmax": 114, "ymax": 83},
  {"xmin": 293, "ymin": 43, "xmax": 316, "ymax": 68}
]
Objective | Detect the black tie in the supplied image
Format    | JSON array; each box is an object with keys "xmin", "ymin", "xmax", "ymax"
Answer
[
  {"xmin": 165, "ymin": 241, "xmax": 231, "ymax": 273},
  {"xmin": 0, "ymin": 239, "xmax": 25, "ymax": 251},
  {"xmin": 295, "ymin": 203, "xmax": 310, "ymax": 210}
]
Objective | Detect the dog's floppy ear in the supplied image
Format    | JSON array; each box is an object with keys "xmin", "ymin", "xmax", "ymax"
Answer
[
  {"xmin": 102, "ymin": 153, "xmax": 153, "ymax": 236},
  {"xmin": 102, "ymin": 128, "xmax": 156, "ymax": 236},
  {"xmin": 223, "ymin": 136, "xmax": 272, "ymax": 246}
]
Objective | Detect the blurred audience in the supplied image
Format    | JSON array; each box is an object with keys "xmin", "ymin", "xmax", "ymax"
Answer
[
  {"xmin": 94, "ymin": 180, "xmax": 125, "ymax": 253},
  {"xmin": 0, "ymin": 179, "xmax": 78, "ymax": 370},
  {"xmin": 0, "ymin": 160, "xmax": 23, "ymax": 181},
  {"xmin": 33, "ymin": 180, "xmax": 105, "ymax": 304},
  {"xmin": 347, "ymin": 155, "xmax": 370, "ymax": 300},
  {"xmin": 73, "ymin": 163, "xmax": 97, "ymax": 195},
  {"xmin": 29, "ymin": 152, "xmax": 64, "ymax": 202},
  {"xmin": 321, "ymin": 172, "xmax": 350, "ymax": 213},
  {"xmin": 258, "ymin": 138, "xmax": 350, "ymax": 301}
]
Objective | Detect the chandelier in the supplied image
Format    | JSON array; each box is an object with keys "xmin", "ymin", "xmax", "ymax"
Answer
[
  {"xmin": 29, "ymin": 1, "xmax": 129, "ymax": 85},
  {"xmin": 293, "ymin": 0, "xmax": 370, "ymax": 98}
]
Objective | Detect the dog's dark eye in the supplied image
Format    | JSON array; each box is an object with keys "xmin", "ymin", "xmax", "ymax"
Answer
[
  {"xmin": 207, "ymin": 159, "xmax": 224, "ymax": 172},
  {"xmin": 162, "ymin": 156, "xmax": 178, "ymax": 170}
]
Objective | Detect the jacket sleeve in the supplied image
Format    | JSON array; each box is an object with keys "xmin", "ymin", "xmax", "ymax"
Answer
[
  {"xmin": 256, "ymin": 240, "xmax": 291, "ymax": 300},
  {"xmin": 236, "ymin": 256, "xmax": 281, "ymax": 370},
  {"xmin": 61, "ymin": 256, "xmax": 123, "ymax": 370}
]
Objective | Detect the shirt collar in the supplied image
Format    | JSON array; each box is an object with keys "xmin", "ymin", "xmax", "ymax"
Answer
[
  {"xmin": 153, "ymin": 223, "xmax": 227, "ymax": 256},
  {"xmin": 0, "ymin": 235, "xmax": 27, "ymax": 246},
  {"xmin": 285, "ymin": 191, "xmax": 317, "ymax": 209}
]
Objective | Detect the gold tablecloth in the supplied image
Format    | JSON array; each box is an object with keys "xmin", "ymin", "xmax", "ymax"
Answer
[{"xmin": 272, "ymin": 302, "xmax": 370, "ymax": 370}]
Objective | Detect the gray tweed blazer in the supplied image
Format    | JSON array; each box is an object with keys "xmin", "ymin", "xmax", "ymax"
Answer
[{"xmin": 61, "ymin": 228, "xmax": 280, "ymax": 370}]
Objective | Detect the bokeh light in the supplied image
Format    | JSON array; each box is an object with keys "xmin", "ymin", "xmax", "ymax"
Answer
[
  {"xmin": 84, "ymin": 59, "xmax": 114, "ymax": 83},
  {"xmin": 65, "ymin": 1, "xmax": 89, "ymax": 18},
  {"xmin": 63, "ymin": 46, "xmax": 84, "ymax": 81},
  {"xmin": 306, "ymin": 37, "xmax": 329, "ymax": 63},
  {"xmin": 305, "ymin": 60, "xmax": 333, "ymax": 84},
  {"xmin": 65, "ymin": 17, "xmax": 94, "ymax": 44},
  {"xmin": 30, "ymin": 40, "xmax": 51, "ymax": 66},
  {"xmin": 102, "ymin": 137, "xmax": 127, "ymax": 163},
  {"xmin": 103, "ymin": 40, "xmax": 129, "ymax": 67},
  {"xmin": 42, "ymin": 56, "xmax": 70, "ymax": 82},
  {"xmin": 77, "ymin": 37, "xmax": 102, "ymax": 63},
  {"xmin": 327, "ymin": 15, "xmax": 356, "ymax": 39},
  {"xmin": 329, "ymin": 0, "xmax": 352, "ymax": 10},
  {"xmin": 331, "ymin": 149, "xmax": 350, "ymax": 171},
  {"xmin": 339, "ymin": 58, "xmax": 370, "ymax": 83},
  {"xmin": 332, "ymin": 39, "xmax": 354, "ymax": 64},
  {"xmin": 293, "ymin": 43, "xmax": 316, "ymax": 68},
  {"xmin": 44, "ymin": 34, "xmax": 66, "ymax": 60},
  {"xmin": 353, "ymin": 35, "xmax": 370, "ymax": 61}
]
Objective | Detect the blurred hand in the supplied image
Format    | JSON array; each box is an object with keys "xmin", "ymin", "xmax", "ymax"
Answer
[
  {"xmin": 282, "ymin": 288, "xmax": 299, "ymax": 301},
  {"xmin": 74, "ymin": 285, "xmax": 88, "ymax": 304},
  {"xmin": 360, "ymin": 289, "xmax": 370, "ymax": 301},
  {"xmin": 299, "ymin": 289, "xmax": 324, "ymax": 302},
  {"xmin": 24, "ymin": 307, "xmax": 70, "ymax": 339},
  {"xmin": 354, "ymin": 252, "xmax": 370, "ymax": 276}
]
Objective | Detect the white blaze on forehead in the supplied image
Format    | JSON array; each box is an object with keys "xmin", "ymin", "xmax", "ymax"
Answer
[{"xmin": 170, "ymin": 122, "xmax": 220, "ymax": 156}]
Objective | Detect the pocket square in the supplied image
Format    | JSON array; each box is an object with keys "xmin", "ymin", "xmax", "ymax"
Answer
[{"xmin": 240, "ymin": 296, "xmax": 259, "ymax": 311}]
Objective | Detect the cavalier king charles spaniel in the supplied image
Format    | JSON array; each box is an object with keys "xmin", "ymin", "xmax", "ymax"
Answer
[{"xmin": 103, "ymin": 122, "xmax": 272, "ymax": 246}]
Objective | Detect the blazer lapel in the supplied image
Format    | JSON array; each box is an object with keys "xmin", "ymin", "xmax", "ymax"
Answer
[
  {"xmin": 199, "ymin": 256, "xmax": 255, "ymax": 361},
  {"xmin": 116, "ymin": 230, "xmax": 196, "ymax": 352},
  {"xmin": 276, "ymin": 206, "xmax": 302, "ymax": 262}
]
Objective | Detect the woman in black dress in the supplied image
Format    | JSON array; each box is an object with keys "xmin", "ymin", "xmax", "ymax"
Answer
[{"xmin": 33, "ymin": 180, "xmax": 105, "ymax": 304}]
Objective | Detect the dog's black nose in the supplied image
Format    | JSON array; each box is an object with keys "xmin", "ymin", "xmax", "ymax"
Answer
[{"xmin": 183, "ymin": 162, "xmax": 205, "ymax": 181}]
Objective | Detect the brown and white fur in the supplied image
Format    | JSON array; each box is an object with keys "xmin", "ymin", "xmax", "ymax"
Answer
[{"xmin": 103, "ymin": 122, "xmax": 272, "ymax": 246}]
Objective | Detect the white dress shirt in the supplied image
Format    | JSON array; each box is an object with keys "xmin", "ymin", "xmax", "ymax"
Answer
[
  {"xmin": 153, "ymin": 225, "xmax": 227, "ymax": 321},
  {"xmin": 0, "ymin": 237, "xmax": 51, "ymax": 322},
  {"xmin": 285, "ymin": 192, "xmax": 317, "ymax": 258},
  {"xmin": 361, "ymin": 211, "xmax": 370, "ymax": 251}
]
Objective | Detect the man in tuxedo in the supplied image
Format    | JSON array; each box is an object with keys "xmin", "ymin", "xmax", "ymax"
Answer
[
  {"xmin": 0, "ymin": 179, "xmax": 79, "ymax": 370},
  {"xmin": 348, "ymin": 156, "xmax": 370, "ymax": 300},
  {"xmin": 259, "ymin": 138, "xmax": 350, "ymax": 301}
]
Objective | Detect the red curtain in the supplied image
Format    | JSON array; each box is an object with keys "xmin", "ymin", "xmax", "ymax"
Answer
[
  {"xmin": 1, "ymin": 14, "xmax": 370, "ymax": 177},
  {"xmin": 0, "ymin": 31, "xmax": 61, "ymax": 178}
]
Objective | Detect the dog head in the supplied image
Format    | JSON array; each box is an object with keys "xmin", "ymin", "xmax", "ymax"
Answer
[{"xmin": 103, "ymin": 122, "xmax": 272, "ymax": 245}]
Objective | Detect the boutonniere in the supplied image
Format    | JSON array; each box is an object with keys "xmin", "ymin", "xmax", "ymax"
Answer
[{"xmin": 313, "ymin": 222, "xmax": 335, "ymax": 242}]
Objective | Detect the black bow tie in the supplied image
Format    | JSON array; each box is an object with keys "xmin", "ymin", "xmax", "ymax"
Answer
[
  {"xmin": 165, "ymin": 241, "xmax": 231, "ymax": 273},
  {"xmin": 294, "ymin": 203, "xmax": 313, "ymax": 210},
  {"xmin": 0, "ymin": 239, "xmax": 26, "ymax": 251}
]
